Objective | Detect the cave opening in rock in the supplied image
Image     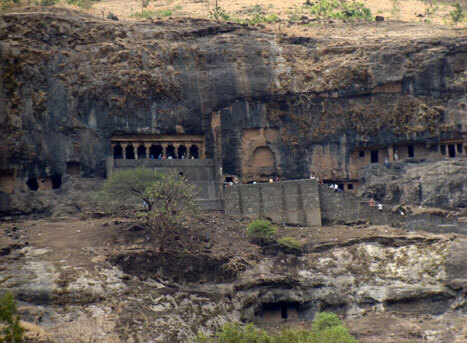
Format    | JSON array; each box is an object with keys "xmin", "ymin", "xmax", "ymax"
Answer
[
  {"xmin": 125, "ymin": 145, "xmax": 135, "ymax": 159},
  {"xmin": 371, "ymin": 150, "xmax": 379, "ymax": 163},
  {"xmin": 51, "ymin": 174, "xmax": 62, "ymax": 189},
  {"xmin": 27, "ymin": 178, "xmax": 39, "ymax": 191},
  {"xmin": 113, "ymin": 144, "xmax": 123, "ymax": 159},
  {"xmin": 178, "ymin": 145, "xmax": 187, "ymax": 159},
  {"xmin": 137, "ymin": 145, "xmax": 146, "ymax": 159},
  {"xmin": 457, "ymin": 143, "xmax": 463, "ymax": 154},
  {"xmin": 448, "ymin": 144, "xmax": 456, "ymax": 157},
  {"xmin": 255, "ymin": 302, "xmax": 301, "ymax": 325},
  {"xmin": 150, "ymin": 145, "xmax": 163, "ymax": 158},
  {"xmin": 66, "ymin": 161, "xmax": 81, "ymax": 176},
  {"xmin": 166, "ymin": 145, "xmax": 176, "ymax": 158},
  {"xmin": 190, "ymin": 145, "xmax": 199, "ymax": 159},
  {"xmin": 441, "ymin": 144, "xmax": 446, "ymax": 155},
  {"xmin": 408, "ymin": 145, "xmax": 415, "ymax": 158}
]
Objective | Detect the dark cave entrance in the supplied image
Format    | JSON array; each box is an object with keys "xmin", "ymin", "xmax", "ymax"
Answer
[
  {"xmin": 114, "ymin": 145, "xmax": 123, "ymax": 159},
  {"xmin": 408, "ymin": 145, "xmax": 415, "ymax": 158},
  {"xmin": 51, "ymin": 174, "xmax": 62, "ymax": 189},
  {"xmin": 125, "ymin": 145, "xmax": 135, "ymax": 159},
  {"xmin": 370, "ymin": 150, "xmax": 379, "ymax": 163},
  {"xmin": 448, "ymin": 144, "xmax": 456, "ymax": 158},
  {"xmin": 254, "ymin": 302, "xmax": 307, "ymax": 325},
  {"xmin": 26, "ymin": 178, "xmax": 39, "ymax": 191},
  {"xmin": 66, "ymin": 161, "xmax": 81, "ymax": 176},
  {"xmin": 190, "ymin": 145, "xmax": 199, "ymax": 159},
  {"xmin": 137, "ymin": 145, "xmax": 146, "ymax": 159},
  {"xmin": 150, "ymin": 145, "xmax": 163, "ymax": 159},
  {"xmin": 166, "ymin": 145, "xmax": 176, "ymax": 158},
  {"xmin": 178, "ymin": 145, "xmax": 187, "ymax": 159}
]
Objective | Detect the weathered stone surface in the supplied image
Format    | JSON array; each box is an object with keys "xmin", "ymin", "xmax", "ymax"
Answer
[
  {"xmin": 0, "ymin": 8, "xmax": 465, "ymax": 185},
  {"xmin": 360, "ymin": 159, "xmax": 467, "ymax": 208}
]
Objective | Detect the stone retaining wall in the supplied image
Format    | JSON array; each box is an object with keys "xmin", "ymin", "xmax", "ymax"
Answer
[{"xmin": 224, "ymin": 179, "xmax": 322, "ymax": 227}]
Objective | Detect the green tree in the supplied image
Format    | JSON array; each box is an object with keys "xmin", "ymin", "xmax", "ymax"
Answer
[
  {"xmin": 138, "ymin": 174, "xmax": 198, "ymax": 252},
  {"xmin": 246, "ymin": 219, "xmax": 277, "ymax": 244},
  {"xmin": 450, "ymin": 3, "xmax": 465, "ymax": 25},
  {"xmin": 0, "ymin": 292, "xmax": 24, "ymax": 343},
  {"xmin": 99, "ymin": 167, "xmax": 164, "ymax": 212}
]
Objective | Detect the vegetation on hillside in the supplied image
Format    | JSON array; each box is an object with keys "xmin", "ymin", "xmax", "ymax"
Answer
[
  {"xmin": 100, "ymin": 168, "xmax": 198, "ymax": 252},
  {"xmin": 0, "ymin": 292, "xmax": 24, "ymax": 343},
  {"xmin": 193, "ymin": 311, "xmax": 358, "ymax": 343}
]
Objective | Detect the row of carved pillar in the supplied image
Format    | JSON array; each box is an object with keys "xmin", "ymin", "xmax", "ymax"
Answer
[{"xmin": 112, "ymin": 142, "xmax": 205, "ymax": 159}]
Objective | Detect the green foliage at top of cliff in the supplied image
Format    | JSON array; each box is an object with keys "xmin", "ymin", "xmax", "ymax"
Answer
[{"xmin": 193, "ymin": 312, "xmax": 358, "ymax": 343}]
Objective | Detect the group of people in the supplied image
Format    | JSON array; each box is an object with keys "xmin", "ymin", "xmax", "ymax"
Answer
[{"xmin": 150, "ymin": 154, "xmax": 195, "ymax": 160}]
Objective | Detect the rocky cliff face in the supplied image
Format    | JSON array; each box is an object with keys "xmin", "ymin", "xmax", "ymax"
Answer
[
  {"xmin": 1, "ymin": 215, "xmax": 466, "ymax": 343},
  {"xmin": 0, "ymin": 8, "xmax": 466, "ymax": 183}
]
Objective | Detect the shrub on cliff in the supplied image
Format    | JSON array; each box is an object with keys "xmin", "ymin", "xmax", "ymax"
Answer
[
  {"xmin": 278, "ymin": 236, "xmax": 302, "ymax": 252},
  {"xmin": 0, "ymin": 291, "xmax": 24, "ymax": 343},
  {"xmin": 137, "ymin": 174, "xmax": 198, "ymax": 252},
  {"xmin": 192, "ymin": 311, "xmax": 358, "ymax": 343},
  {"xmin": 246, "ymin": 219, "xmax": 277, "ymax": 243}
]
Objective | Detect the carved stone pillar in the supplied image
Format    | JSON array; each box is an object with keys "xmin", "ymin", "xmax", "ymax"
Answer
[
  {"xmin": 200, "ymin": 145, "xmax": 205, "ymax": 159},
  {"xmin": 162, "ymin": 143, "xmax": 168, "ymax": 158},
  {"xmin": 121, "ymin": 143, "xmax": 128, "ymax": 159},
  {"xmin": 145, "ymin": 143, "xmax": 151, "ymax": 159},
  {"xmin": 174, "ymin": 143, "xmax": 181, "ymax": 159},
  {"xmin": 388, "ymin": 145, "xmax": 394, "ymax": 162},
  {"xmin": 134, "ymin": 144, "xmax": 139, "ymax": 160}
]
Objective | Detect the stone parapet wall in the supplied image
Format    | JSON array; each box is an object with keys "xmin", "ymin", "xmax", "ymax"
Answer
[{"xmin": 224, "ymin": 180, "xmax": 322, "ymax": 227}]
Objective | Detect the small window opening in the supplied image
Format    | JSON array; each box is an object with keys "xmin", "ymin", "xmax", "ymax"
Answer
[
  {"xmin": 441, "ymin": 144, "xmax": 446, "ymax": 155},
  {"xmin": 370, "ymin": 150, "xmax": 379, "ymax": 163},
  {"xmin": 190, "ymin": 145, "xmax": 199, "ymax": 159},
  {"xmin": 137, "ymin": 145, "xmax": 146, "ymax": 159},
  {"xmin": 358, "ymin": 150, "xmax": 365, "ymax": 157},
  {"xmin": 281, "ymin": 305, "xmax": 288, "ymax": 319},
  {"xmin": 27, "ymin": 178, "xmax": 39, "ymax": 191},
  {"xmin": 113, "ymin": 145, "xmax": 123, "ymax": 159},
  {"xmin": 457, "ymin": 144, "xmax": 463, "ymax": 154},
  {"xmin": 448, "ymin": 144, "xmax": 456, "ymax": 158},
  {"xmin": 51, "ymin": 174, "xmax": 62, "ymax": 189},
  {"xmin": 179, "ymin": 172, "xmax": 184, "ymax": 177},
  {"xmin": 408, "ymin": 145, "xmax": 415, "ymax": 158},
  {"xmin": 125, "ymin": 145, "xmax": 135, "ymax": 159},
  {"xmin": 338, "ymin": 183, "xmax": 344, "ymax": 191},
  {"xmin": 347, "ymin": 183, "xmax": 354, "ymax": 190},
  {"xmin": 225, "ymin": 177, "xmax": 234, "ymax": 183}
]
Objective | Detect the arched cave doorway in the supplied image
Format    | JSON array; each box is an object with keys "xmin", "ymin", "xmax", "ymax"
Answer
[
  {"xmin": 150, "ymin": 145, "xmax": 163, "ymax": 159},
  {"xmin": 125, "ymin": 145, "xmax": 135, "ymax": 159},
  {"xmin": 166, "ymin": 145, "xmax": 176, "ymax": 158},
  {"xmin": 114, "ymin": 145, "xmax": 123, "ymax": 159},
  {"xmin": 189, "ymin": 145, "xmax": 199, "ymax": 159},
  {"xmin": 252, "ymin": 146, "xmax": 275, "ymax": 176},
  {"xmin": 178, "ymin": 145, "xmax": 187, "ymax": 159},
  {"xmin": 137, "ymin": 145, "xmax": 146, "ymax": 159}
]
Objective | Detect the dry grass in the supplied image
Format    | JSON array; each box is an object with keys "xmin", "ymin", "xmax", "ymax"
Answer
[{"xmin": 82, "ymin": 0, "xmax": 465, "ymax": 27}]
